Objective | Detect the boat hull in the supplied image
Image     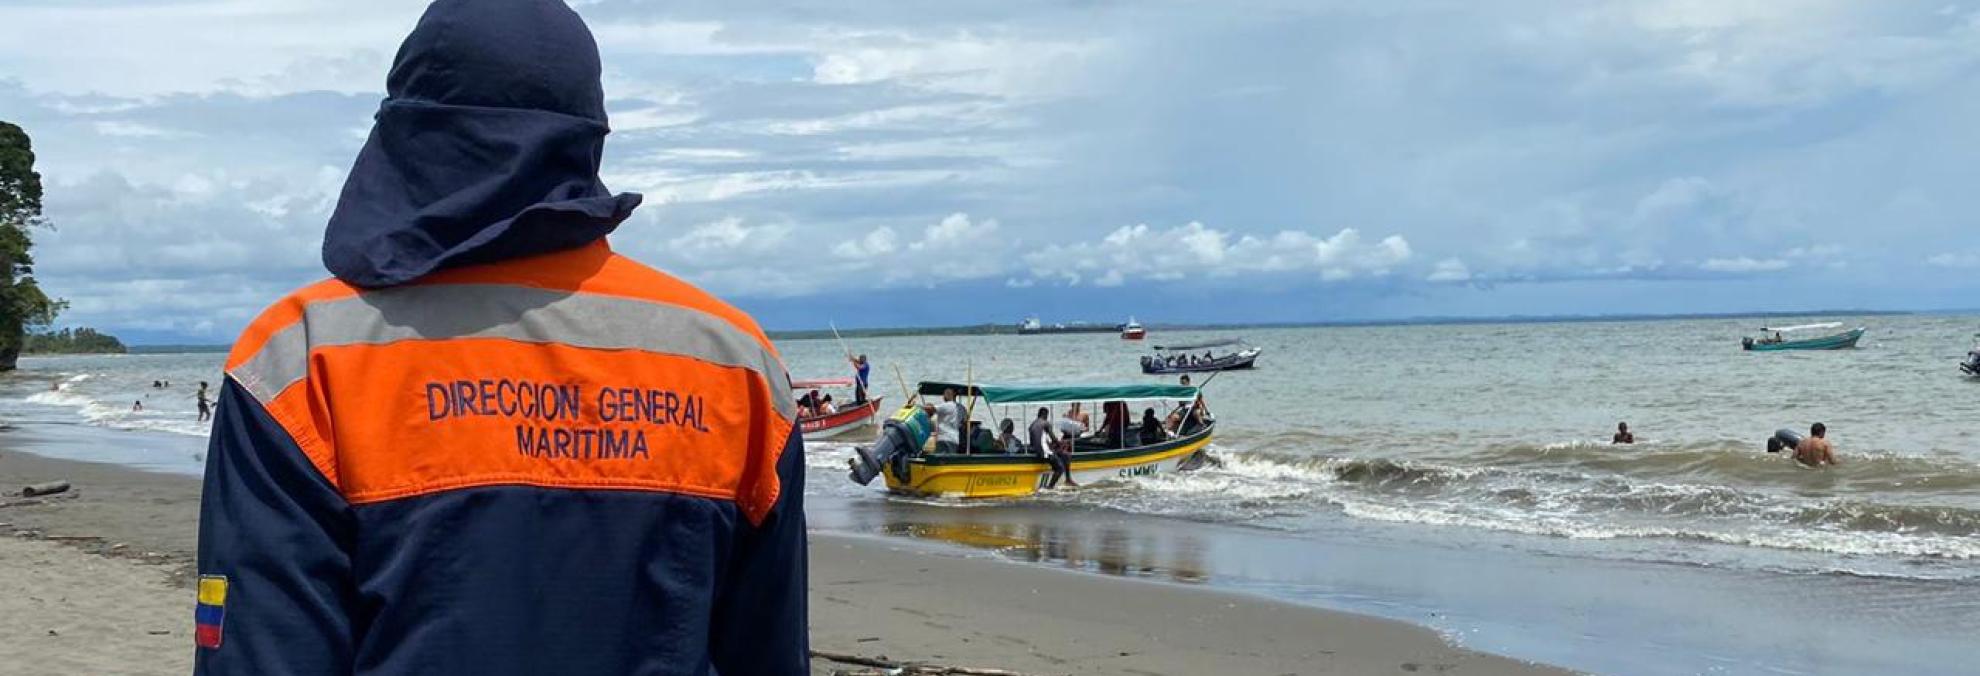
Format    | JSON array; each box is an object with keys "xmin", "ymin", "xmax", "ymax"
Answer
[
  {"xmin": 1743, "ymin": 327, "xmax": 1864, "ymax": 351},
  {"xmin": 882, "ymin": 425, "xmax": 1213, "ymax": 498},
  {"xmin": 799, "ymin": 397, "xmax": 884, "ymax": 441},
  {"xmin": 1142, "ymin": 350, "xmax": 1261, "ymax": 374}
]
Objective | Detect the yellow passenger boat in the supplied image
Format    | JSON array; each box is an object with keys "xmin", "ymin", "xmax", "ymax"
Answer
[{"xmin": 846, "ymin": 381, "xmax": 1215, "ymax": 499}]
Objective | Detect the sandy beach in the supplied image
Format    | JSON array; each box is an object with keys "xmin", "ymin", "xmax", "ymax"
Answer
[{"xmin": 0, "ymin": 431, "xmax": 1567, "ymax": 676}]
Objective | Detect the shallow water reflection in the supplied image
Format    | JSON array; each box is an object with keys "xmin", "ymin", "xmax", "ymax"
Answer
[{"xmin": 818, "ymin": 495, "xmax": 1210, "ymax": 584}]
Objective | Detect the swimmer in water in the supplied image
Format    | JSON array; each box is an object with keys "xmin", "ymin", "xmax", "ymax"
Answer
[
  {"xmin": 1793, "ymin": 422, "xmax": 1838, "ymax": 467},
  {"xmin": 1612, "ymin": 422, "xmax": 1634, "ymax": 444}
]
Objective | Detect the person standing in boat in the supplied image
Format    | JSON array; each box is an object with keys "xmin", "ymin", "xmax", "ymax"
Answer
[
  {"xmin": 1794, "ymin": 422, "xmax": 1839, "ymax": 467},
  {"xmin": 849, "ymin": 354, "xmax": 870, "ymax": 404},
  {"xmin": 927, "ymin": 388, "xmax": 965, "ymax": 454},
  {"xmin": 1612, "ymin": 422, "xmax": 1634, "ymax": 444}
]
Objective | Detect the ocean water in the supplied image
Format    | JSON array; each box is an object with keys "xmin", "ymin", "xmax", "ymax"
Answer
[
  {"xmin": 1, "ymin": 353, "xmax": 225, "ymax": 440},
  {"xmin": 5, "ymin": 316, "xmax": 1979, "ymax": 672},
  {"xmin": 4, "ymin": 317, "xmax": 1978, "ymax": 580},
  {"xmin": 783, "ymin": 315, "xmax": 1980, "ymax": 583}
]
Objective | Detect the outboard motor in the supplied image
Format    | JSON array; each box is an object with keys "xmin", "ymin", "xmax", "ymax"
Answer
[
  {"xmin": 1765, "ymin": 428, "xmax": 1802, "ymax": 454},
  {"xmin": 848, "ymin": 405, "xmax": 933, "ymax": 485}
]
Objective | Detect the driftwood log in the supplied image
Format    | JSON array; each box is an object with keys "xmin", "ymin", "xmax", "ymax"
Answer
[
  {"xmin": 22, "ymin": 481, "xmax": 71, "ymax": 497},
  {"xmin": 811, "ymin": 649, "xmax": 1043, "ymax": 676}
]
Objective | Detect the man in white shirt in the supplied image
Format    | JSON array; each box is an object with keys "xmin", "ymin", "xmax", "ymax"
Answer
[{"xmin": 927, "ymin": 388, "xmax": 966, "ymax": 454}]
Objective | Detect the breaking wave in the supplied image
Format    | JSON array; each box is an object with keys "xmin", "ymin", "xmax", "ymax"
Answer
[{"xmin": 1108, "ymin": 446, "xmax": 1980, "ymax": 565}]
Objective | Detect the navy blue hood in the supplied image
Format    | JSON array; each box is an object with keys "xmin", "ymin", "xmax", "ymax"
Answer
[{"xmin": 323, "ymin": 0, "xmax": 642, "ymax": 288}]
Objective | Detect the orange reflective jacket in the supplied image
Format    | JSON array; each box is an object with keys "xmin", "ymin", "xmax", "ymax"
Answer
[{"xmin": 196, "ymin": 240, "xmax": 808, "ymax": 675}]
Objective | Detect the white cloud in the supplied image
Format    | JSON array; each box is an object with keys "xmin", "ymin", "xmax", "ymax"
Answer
[
  {"xmin": 92, "ymin": 121, "xmax": 191, "ymax": 139},
  {"xmin": 1701, "ymin": 256, "xmax": 1790, "ymax": 273},
  {"xmin": 1700, "ymin": 243, "xmax": 1844, "ymax": 274},
  {"xmin": 832, "ymin": 226, "xmax": 899, "ymax": 258},
  {"xmin": 909, "ymin": 212, "xmax": 1000, "ymax": 252},
  {"xmin": 1927, "ymin": 251, "xmax": 1980, "ymax": 269},
  {"xmin": 1427, "ymin": 258, "xmax": 1472, "ymax": 282},
  {"xmin": 666, "ymin": 217, "xmax": 790, "ymax": 262},
  {"xmin": 808, "ymin": 31, "xmax": 1105, "ymax": 97},
  {"xmin": 1021, "ymin": 222, "xmax": 1412, "ymax": 287}
]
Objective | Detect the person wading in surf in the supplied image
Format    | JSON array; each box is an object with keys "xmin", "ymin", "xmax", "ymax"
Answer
[{"xmin": 1794, "ymin": 422, "xmax": 1839, "ymax": 467}]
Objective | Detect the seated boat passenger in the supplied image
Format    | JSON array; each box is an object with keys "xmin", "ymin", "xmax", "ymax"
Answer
[
  {"xmin": 966, "ymin": 421, "xmax": 997, "ymax": 455},
  {"xmin": 819, "ymin": 394, "xmax": 837, "ymax": 415},
  {"xmin": 1140, "ymin": 407, "xmax": 1167, "ymax": 445},
  {"xmin": 1099, "ymin": 401, "xmax": 1130, "ymax": 448},
  {"xmin": 998, "ymin": 418, "xmax": 1024, "ymax": 453},
  {"xmin": 1054, "ymin": 403, "xmax": 1088, "ymax": 443}
]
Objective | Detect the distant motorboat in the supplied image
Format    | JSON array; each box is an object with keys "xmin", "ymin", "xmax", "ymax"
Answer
[
  {"xmin": 1017, "ymin": 316, "xmax": 1114, "ymax": 335},
  {"xmin": 1741, "ymin": 323, "xmax": 1865, "ymax": 351},
  {"xmin": 1119, "ymin": 317, "xmax": 1146, "ymax": 341},
  {"xmin": 1141, "ymin": 338, "xmax": 1261, "ymax": 374}
]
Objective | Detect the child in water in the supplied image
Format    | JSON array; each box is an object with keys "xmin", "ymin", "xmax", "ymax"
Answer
[{"xmin": 196, "ymin": 381, "xmax": 212, "ymax": 422}]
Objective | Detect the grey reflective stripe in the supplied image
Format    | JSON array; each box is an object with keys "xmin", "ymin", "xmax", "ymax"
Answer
[
  {"xmin": 241, "ymin": 283, "xmax": 794, "ymax": 421},
  {"xmin": 228, "ymin": 322, "xmax": 310, "ymax": 405}
]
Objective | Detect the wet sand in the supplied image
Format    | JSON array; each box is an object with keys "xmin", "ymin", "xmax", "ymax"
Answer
[{"xmin": 0, "ymin": 428, "xmax": 1567, "ymax": 675}]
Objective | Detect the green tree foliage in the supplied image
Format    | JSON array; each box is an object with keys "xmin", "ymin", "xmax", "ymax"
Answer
[
  {"xmin": 23, "ymin": 327, "xmax": 127, "ymax": 354},
  {"xmin": 1, "ymin": 121, "xmax": 66, "ymax": 370}
]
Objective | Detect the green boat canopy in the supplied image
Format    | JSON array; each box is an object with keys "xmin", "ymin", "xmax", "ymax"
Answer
[{"xmin": 916, "ymin": 381, "xmax": 1198, "ymax": 404}]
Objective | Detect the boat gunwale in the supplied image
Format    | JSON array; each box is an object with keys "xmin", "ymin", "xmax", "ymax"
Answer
[
  {"xmin": 798, "ymin": 396, "xmax": 885, "ymax": 430},
  {"xmin": 907, "ymin": 422, "xmax": 1215, "ymax": 468}
]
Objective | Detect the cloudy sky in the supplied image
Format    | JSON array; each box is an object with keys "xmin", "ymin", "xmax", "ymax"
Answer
[{"xmin": 3, "ymin": 0, "xmax": 1979, "ymax": 342}]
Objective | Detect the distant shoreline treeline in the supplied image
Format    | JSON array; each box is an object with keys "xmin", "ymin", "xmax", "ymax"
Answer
[
  {"xmin": 105, "ymin": 308, "xmax": 1933, "ymax": 351},
  {"xmin": 763, "ymin": 309, "xmax": 1918, "ymax": 341},
  {"xmin": 24, "ymin": 327, "xmax": 127, "ymax": 354}
]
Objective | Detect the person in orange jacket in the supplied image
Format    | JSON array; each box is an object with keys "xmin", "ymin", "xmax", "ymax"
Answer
[{"xmin": 192, "ymin": 2, "xmax": 807, "ymax": 674}]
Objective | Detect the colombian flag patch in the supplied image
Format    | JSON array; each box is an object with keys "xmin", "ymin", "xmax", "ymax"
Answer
[{"xmin": 194, "ymin": 575, "xmax": 227, "ymax": 649}]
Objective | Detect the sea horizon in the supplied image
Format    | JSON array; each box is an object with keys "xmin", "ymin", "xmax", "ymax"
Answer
[{"xmin": 85, "ymin": 306, "xmax": 1960, "ymax": 350}]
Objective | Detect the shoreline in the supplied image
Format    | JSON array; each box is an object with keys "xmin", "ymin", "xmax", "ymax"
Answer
[{"xmin": 0, "ymin": 430, "xmax": 1569, "ymax": 676}]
